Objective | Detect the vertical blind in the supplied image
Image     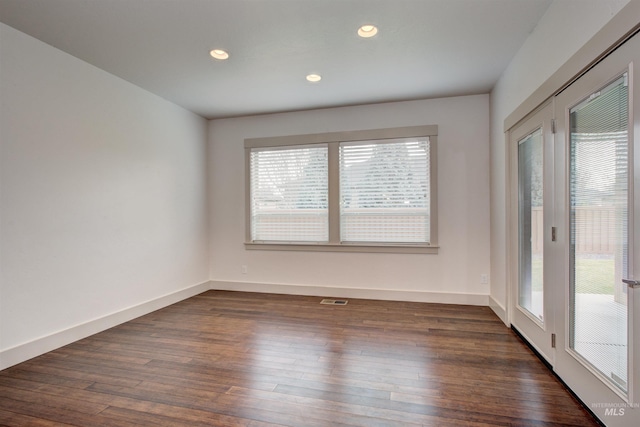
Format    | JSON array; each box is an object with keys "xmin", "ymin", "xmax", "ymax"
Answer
[
  {"xmin": 339, "ymin": 139, "xmax": 430, "ymax": 243},
  {"xmin": 250, "ymin": 145, "xmax": 328, "ymax": 242},
  {"xmin": 569, "ymin": 73, "xmax": 628, "ymax": 392}
]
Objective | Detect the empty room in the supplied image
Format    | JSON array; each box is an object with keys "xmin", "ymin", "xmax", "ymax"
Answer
[{"xmin": 1, "ymin": 0, "xmax": 639, "ymax": 426}]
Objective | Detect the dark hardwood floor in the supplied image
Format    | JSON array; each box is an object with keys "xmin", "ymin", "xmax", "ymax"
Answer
[{"xmin": 0, "ymin": 290, "xmax": 598, "ymax": 426}]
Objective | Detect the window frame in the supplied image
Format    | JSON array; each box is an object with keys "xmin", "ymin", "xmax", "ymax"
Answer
[
  {"xmin": 249, "ymin": 143, "xmax": 330, "ymax": 243},
  {"xmin": 244, "ymin": 125, "xmax": 438, "ymax": 253}
]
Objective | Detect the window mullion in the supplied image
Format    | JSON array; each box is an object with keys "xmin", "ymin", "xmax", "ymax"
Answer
[{"xmin": 328, "ymin": 142, "xmax": 340, "ymax": 244}]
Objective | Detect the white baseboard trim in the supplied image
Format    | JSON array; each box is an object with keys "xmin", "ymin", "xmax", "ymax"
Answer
[
  {"xmin": 1, "ymin": 280, "xmax": 493, "ymax": 370},
  {"xmin": 489, "ymin": 296, "xmax": 509, "ymax": 326},
  {"xmin": 0, "ymin": 280, "xmax": 211, "ymax": 371},
  {"xmin": 209, "ymin": 280, "xmax": 489, "ymax": 306}
]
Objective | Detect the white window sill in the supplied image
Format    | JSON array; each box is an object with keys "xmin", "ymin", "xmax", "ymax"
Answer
[{"xmin": 244, "ymin": 242, "xmax": 439, "ymax": 254}]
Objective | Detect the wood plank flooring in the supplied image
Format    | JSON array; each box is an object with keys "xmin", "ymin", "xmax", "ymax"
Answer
[{"xmin": 0, "ymin": 290, "xmax": 599, "ymax": 426}]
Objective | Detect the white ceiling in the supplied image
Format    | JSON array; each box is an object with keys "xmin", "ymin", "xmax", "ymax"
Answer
[{"xmin": 0, "ymin": 0, "xmax": 552, "ymax": 119}]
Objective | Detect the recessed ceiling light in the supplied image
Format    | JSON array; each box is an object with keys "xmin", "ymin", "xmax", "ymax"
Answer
[
  {"xmin": 358, "ymin": 24, "xmax": 378, "ymax": 38},
  {"xmin": 306, "ymin": 74, "xmax": 322, "ymax": 82},
  {"xmin": 209, "ymin": 49, "xmax": 229, "ymax": 60}
]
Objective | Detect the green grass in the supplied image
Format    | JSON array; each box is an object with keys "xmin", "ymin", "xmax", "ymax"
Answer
[
  {"xmin": 574, "ymin": 258, "xmax": 615, "ymax": 294},
  {"xmin": 530, "ymin": 257, "xmax": 615, "ymax": 295}
]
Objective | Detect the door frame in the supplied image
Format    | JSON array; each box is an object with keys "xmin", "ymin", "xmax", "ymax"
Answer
[{"xmin": 507, "ymin": 101, "xmax": 555, "ymax": 364}]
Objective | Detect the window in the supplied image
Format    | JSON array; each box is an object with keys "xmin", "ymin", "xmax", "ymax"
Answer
[
  {"xmin": 245, "ymin": 125, "xmax": 438, "ymax": 253},
  {"xmin": 340, "ymin": 139, "xmax": 431, "ymax": 243},
  {"xmin": 250, "ymin": 145, "xmax": 328, "ymax": 242}
]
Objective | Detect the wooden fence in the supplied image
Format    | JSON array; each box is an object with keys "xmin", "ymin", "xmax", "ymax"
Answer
[{"xmin": 531, "ymin": 206, "xmax": 618, "ymax": 255}]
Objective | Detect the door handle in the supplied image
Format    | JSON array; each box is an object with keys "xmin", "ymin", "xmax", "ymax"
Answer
[{"xmin": 622, "ymin": 279, "xmax": 640, "ymax": 289}]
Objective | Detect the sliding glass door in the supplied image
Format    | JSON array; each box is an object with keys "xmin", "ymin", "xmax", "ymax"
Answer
[
  {"xmin": 553, "ymin": 31, "xmax": 639, "ymax": 426},
  {"xmin": 509, "ymin": 29, "xmax": 640, "ymax": 426},
  {"xmin": 569, "ymin": 74, "xmax": 629, "ymax": 393}
]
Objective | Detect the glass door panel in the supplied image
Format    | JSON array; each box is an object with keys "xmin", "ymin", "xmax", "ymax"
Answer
[
  {"xmin": 519, "ymin": 128, "xmax": 544, "ymax": 323},
  {"xmin": 569, "ymin": 74, "xmax": 629, "ymax": 393},
  {"xmin": 509, "ymin": 102, "xmax": 554, "ymax": 364}
]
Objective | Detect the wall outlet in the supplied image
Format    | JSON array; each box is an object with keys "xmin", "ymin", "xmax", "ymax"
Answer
[
  {"xmin": 480, "ymin": 274, "xmax": 489, "ymax": 285},
  {"xmin": 241, "ymin": 265, "xmax": 248, "ymax": 274}
]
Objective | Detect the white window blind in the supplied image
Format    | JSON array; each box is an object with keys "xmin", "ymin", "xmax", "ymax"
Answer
[
  {"xmin": 569, "ymin": 74, "xmax": 629, "ymax": 392},
  {"xmin": 339, "ymin": 138, "xmax": 430, "ymax": 243},
  {"xmin": 250, "ymin": 145, "xmax": 328, "ymax": 242}
]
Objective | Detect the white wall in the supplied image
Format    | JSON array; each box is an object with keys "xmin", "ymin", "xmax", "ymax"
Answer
[
  {"xmin": 0, "ymin": 23, "xmax": 209, "ymax": 368},
  {"xmin": 209, "ymin": 95, "xmax": 490, "ymax": 304},
  {"xmin": 489, "ymin": 0, "xmax": 629, "ymax": 320},
  {"xmin": 5, "ymin": 0, "xmax": 622, "ymax": 369}
]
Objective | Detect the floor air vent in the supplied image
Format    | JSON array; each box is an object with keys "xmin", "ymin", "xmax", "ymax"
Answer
[{"xmin": 320, "ymin": 299, "xmax": 348, "ymax": 305}]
